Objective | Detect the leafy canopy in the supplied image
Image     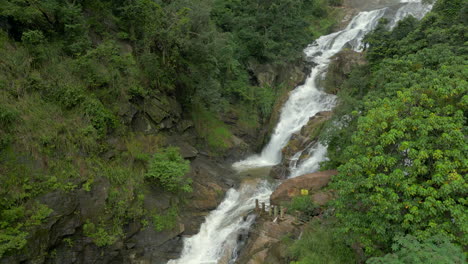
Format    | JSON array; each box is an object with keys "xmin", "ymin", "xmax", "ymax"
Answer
[{"xmin": 323, "ymin": 0, "xmax": 467, "ymax": 255}]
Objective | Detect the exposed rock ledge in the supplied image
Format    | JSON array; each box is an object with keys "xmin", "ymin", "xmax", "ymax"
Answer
[
  {"xmin": 235, "ymin": 214, "xmax": 301, "ymax": 264},
  {"xmin": 236, "ymin": 170, "xmax": 337, "ymax": 264},
  {"xmin": 270, "ymin": 170, "xmax": 337, "ymax": 206}
]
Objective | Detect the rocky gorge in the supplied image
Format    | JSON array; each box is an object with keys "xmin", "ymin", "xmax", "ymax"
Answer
[
  {"xmin": 0, "ymin": 48, "xmax": 310, "ymax": 264},
  {"xmin": 1, "ymin": 0, "xmax": 455, "ymax": 263}
]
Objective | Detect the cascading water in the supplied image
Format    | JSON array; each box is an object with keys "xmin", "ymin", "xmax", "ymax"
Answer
[
  {"xmin": 169, "ymin": 2, "xmax": 432, "ymax": 264},
  {"xmin": 231, "ymin": 8, "xmax": 390, "ymax": 170}
]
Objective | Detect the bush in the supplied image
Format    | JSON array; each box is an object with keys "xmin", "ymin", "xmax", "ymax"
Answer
[
  {"xmin": 289, "ymin": 219, "xmax": 356, "ymax": 264},
  {"xmin": 288, "ymin": 195, "xmax": 318, "ymax": 214},
  {"xmin": 367, "ymin": 235, "xmax": 466, "ymax": 264},
  {"xmin": 81, "ymin": 98, "xmax": 116, "ymax": 137},
  {"xmin": 145, "ymin": 147, "xmax": 191, "ymax": 193},
  {"xmin": 152, "ymin": 206, "xmax": 178, "ymax": 232},
  {"xmin": 83, "ymin": 221, "xmax": 119, "ymax": 247},
  {"xmin": 286, "ymin": 195, "xmax": 318, "ymax": 222},
  {"xmin": 0, "ymin": 106, "xmax": 19, "ymax": 128}
]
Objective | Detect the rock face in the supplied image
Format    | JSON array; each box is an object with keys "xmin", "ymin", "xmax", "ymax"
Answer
[
  {"xmin": 128, "ymin": 94, "xmax": 182, "ymax": 134},
  {"xmin": 0, "ymin": 146, "xmax": 232, "ymax": 264},
  {"xmin": 270, "ymin": 111, "xmax": 332, "ymax": 179},
  {"xmin": 270, "ymin": 170, "xmax": 337, "ymax": 205},
  {"xmin": 236, "ymin": 215, "xmax": 301, "ymax": 264},
  {"xmin": 223, "ymin": 59, "xmax": 309, "ymax": 153},
  {"xmin": 322, "ymin": 49, "xmax": 366, "ymax": 94}
]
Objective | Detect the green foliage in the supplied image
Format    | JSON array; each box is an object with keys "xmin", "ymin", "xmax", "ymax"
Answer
[
  {"xmin": 0, "ymin": 105, "xmax": 19, "ymax": 128},
  {"xmin": 152, "ymin": 206, "xmax": 178, "ymax": 232},
  {"xmin": 0, "ymin": 0, "xmax": 341, "ymax": 258},
  {"xmin": 145, "ymin": 147, "xmax": 191, "ymax": 193},
  {"xmin": 367, "ymin": 235, "xmax": 466, "ymax": 264},
  {"xmin": 288, "ymin": 219, "xmax": 356, "ymax": 264},
  {"xmin": 83, "ymin": 221, "xmax": 119, "ymax": 247},
  {"xmin": 323, "ymin": 1, "xmax": 468, "ymax": 256},
  {"xmin": 0, "ymin": 202, "xmax": 52, "ymax": 257},
  {"xmin": 192, "ymin": 104, "xmax": 234, "ymax": 152},
  {"xmin": 0, "ymin": 226, "xmax": 28, "ymax": 258},
  {"xmin": 287, "ymin": 196, "xmax": 318, "ymax": 220},
  {"xmin": 82, "ymin": 98, "xmax": 117, "ymax": 138},
  {"xmin": 212, "ymin": 0, "xmax": 337, "ymax": 63}
]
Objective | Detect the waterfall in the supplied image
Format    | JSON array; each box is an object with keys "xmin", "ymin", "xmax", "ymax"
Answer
[
  {"xmin": 168, "ymin": 2, "xmax": 432, "ymax": 263},
  {"xmin": 231, "ymin": 8, "xmax": 388, "ymax": 170}
]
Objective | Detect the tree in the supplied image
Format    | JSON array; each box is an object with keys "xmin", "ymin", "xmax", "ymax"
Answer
[
  {"xmin": 324, "ymin": 1, "xmax": 467, "ymax": 255},
  {"xmin": 367, "ymin": 235, "xmax": 466, "ymax": 264}
]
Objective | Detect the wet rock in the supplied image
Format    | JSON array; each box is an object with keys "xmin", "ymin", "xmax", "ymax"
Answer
[
  {"xmin": 269, "ymin": 165, "xmax": 288, "ymax": 180},
  {"xmin": 190, "ymin": 182, "xmax": 224, "ymax": 211},
  {"xmin": 270, "ymin": 170, "xmax": 337, "ymax": 205},
  {"xmin": 270, "ymin": 111, "xmax": 332, "ymax": 179},
  {"xmin": 143, "ymin": 186, "xmax": 172, "ymax": 211}
]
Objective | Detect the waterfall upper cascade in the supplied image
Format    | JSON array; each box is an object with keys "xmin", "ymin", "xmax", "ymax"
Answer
[{"xmin": 168, "ymin": 1, "xmax": 432, "ymax": 264}]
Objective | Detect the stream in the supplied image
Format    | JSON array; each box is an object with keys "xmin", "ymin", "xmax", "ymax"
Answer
[{"xmin": 168, "ymin": 1, "xmax": 432, "ymax": 263}]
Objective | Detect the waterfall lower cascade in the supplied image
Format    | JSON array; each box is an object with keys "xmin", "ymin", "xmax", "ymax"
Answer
[{"xmin": 168, "ymin": 2, "xmax": 432, "ymax": 264}]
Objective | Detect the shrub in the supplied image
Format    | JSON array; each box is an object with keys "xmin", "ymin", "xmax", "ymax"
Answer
[
  {"xmin": 152, "ymin": 206, "xmax": 178, "ymax": 232},
  {"xmin": 286, "ymin": 195, "xmax": 318, "ymax": 222},
  {"xmin": 145, "ymin": 147, "xmax": 191, "ymax": 193},
  {"xmin": 0, "ymin": 106, "xmax": 19, "ymax": 128},
  {"xmin": 367, "ymin": 235, "xmax": 466, "ymax": 264},
  {"xmin": 82, "ymin": 98, "xmax": 116, "ymax": 137},
  {"xmin": 289, "ymin": 219, "xmax": 356, "ymax": 264},
  {"xmin": 83, "ymin": 221, "xmax": 119, "ymax": 247}
]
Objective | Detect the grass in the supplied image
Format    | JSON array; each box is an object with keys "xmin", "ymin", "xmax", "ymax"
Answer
[{"xmin": 191, "ymin": 103, "xmax": 234, "ymax": 153}]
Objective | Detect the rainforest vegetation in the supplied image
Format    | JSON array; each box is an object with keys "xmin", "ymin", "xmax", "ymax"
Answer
[
  {"xmin": 0, "ymin": 0, "xmax": 466, "ymax": 263},
  {"xmin": 286, "ymin": 0, "xmax": 466, "ymax": 263},
  {"xmin": 0, "ymin": 0, "xmax": 342, "ymax": 260}
]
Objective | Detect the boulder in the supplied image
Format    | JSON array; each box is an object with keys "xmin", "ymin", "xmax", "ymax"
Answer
[
  {"xmin": 270, "ymin": 170, "xmax": 337, "ymax": 205},
  {"xmin": 236, "ymin": 215, "xmax": 300, "ymax": 264},
  {"xmin": 190, "ymin": 182, "xmax": 224, "ymax": 211}
]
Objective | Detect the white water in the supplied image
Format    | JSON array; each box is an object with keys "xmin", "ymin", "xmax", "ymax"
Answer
[
  {"xmin": 168, "ymin": 181, "xmax": 273, "ymax": 264},
  {"xmin": 389, "ymin": 1, "xmax": 433, "ymax": 28},
  {"xmin": 169, "ymin": 2, "xmax": 432, "ymax": 264},
  {"xmin": 232, "ymin": 8, "xmax": 390, "ymax": 170}
]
